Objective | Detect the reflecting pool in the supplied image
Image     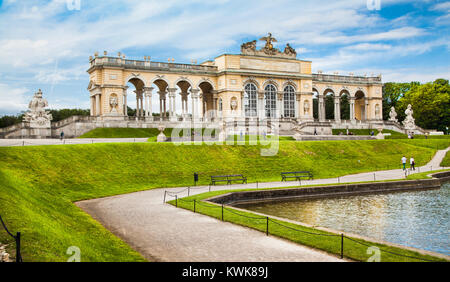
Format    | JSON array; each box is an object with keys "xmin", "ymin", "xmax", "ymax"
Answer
[{"xmin": 237, "ymin": 183, "xmax": 449, "ymax": 255}]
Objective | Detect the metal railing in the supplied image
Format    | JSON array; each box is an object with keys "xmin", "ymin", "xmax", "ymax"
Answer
[
  {"xmin": 0, "ymin": 215, "xmax": 22, "ymax": 262},
  {"xmin": 164, "ymin": 187, "xmax": 439, "ymax": 262}
]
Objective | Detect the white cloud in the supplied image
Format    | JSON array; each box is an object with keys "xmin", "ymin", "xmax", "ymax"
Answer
[{"xmin": 0, "ymin": 83, "xmax": 30, "ymax": 115}]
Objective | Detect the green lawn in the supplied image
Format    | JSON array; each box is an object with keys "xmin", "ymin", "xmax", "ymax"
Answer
[
  {"xmin": 405, "ymin": 169, "xmax": 450, "ymax": 180},
  {"xmin": 0, "ymin": 139, "xmax": 449, "ymax": 261},
  {"xmin": 441, "ymin": 151, "xmax": 450, "ymax": 167},
  {"xmin": 168, "ymin": 188, "xmax": 448, "ymax": 262}
]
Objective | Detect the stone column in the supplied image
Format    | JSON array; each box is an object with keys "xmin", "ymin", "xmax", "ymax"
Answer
[
  {"xmin": 158, "ymin": 91, "xmax": 167, "ymax": 119},
  {"xmin": 167, "ymin": 88, "xmax": 177, "ymax": 121},
  {"xmin": 318, "ymin": 94, "xmax": 325, "ymax": 122},
  {"xmin": 365, "ymin": 98, "xmax": 369, "ymax": 121},
  {"xmin": 95, "ymin": 94, "xmax": 101, "ymax": 116},
  {"xmin": 144, "ymin": 87, "xmax": 153, "ymax": 121},
  {"xmin": 191, "ymin": 89, "xmax": 200, "ymax": 120},
  {"xmin": 123, "ymin": 87, "xmax": 128, "ymax": 116},
  {"xmin": 90, "ymin": 96, "xmax": 94, "ymax": 116},
  {"xmin": 296, "ymin": 93, "xmax": 301, "ymax": 119},
  {"xmin": 135, "ymin": 90, "xmax": 140, "ymax": 117},
  {"xmin": 277, "ymin": 92, "xmax": 283, "ymax": 119},
  {"xmin": 258, "ymin": 91, "xmax": 265, "ymax": 120},
  {"xmin": 334, "ymin": 96, "xmax": 341, "ymax": 123},
  {"xmin": 350, "ymin": 97, "xmax": 356, "ymax": 121}
]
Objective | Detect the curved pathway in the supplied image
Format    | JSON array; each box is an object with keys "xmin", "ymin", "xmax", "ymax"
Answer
[{"xmin": 77, "ymin": 147, "xmax": 449, "ymax": 262}]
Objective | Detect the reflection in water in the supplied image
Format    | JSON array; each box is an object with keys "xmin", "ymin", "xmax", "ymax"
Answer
[{"xmin": 238, "ymin": 183, "xmax": 449, "ymax": 255}]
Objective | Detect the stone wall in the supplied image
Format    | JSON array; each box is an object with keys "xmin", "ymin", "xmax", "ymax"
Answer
[{"xmin": 208, "ymin": 178, "xmax": 444, "ymax": 206}]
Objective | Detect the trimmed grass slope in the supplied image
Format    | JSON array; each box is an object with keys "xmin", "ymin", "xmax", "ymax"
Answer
[{"xmin": 0, "ymin": 139, "xmax": 448, "ymax": 261}]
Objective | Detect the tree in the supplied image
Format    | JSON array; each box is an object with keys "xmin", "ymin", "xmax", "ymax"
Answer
[
  {"xmin": 382, "ymin": 82, "xmax": 417, "ymax": 120},
  {"xmin": 48, "ymin": 109, "xmax": 90, "ymax": 122},
  {"xmin": 397, "ymin": 79, "xmax": 450, "ymax": 131}
]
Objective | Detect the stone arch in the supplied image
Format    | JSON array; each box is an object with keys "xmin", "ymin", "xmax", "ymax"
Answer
[
  {"xmin": 126, "ymin": 77, "xmax": 146, "ymax": 117},
  {"xmin": 263, "ymin": 79, "xmax": 279, "ymax": 90},
  {"xmin": 175, "ymin": 77, "xmax": 195, "ymax": 91},
  {"xmin": 354, "ymin": 89, "xmax": 366, "ymax": 121},
  {"xmin": 196, "ymin": 78, "xmax": 215, "ymax": 91},
  {"xmin": 282, "ymin": 80, "xmax": 297, "ymax": 92},
  {"xmin": 198, "ymin": 81, "xmax": 215, "ymax": 119},
  {"xmin": 339, "ymin": 89, "xmax": 351, "ymax": 120},
  {"xmin": 312, "ymin": 87, "xmax": 320, "ymax": 119},
  {"xmin": 242, "ymin": 77, "xmax": 260, "ymax": 90},
  {"xmin": 323, "ymin": 88, "xmax": 335, "ymax": 120},
  {"xmin": 125, "ymin": 75, "xmax": 147, "ymax": 88}
]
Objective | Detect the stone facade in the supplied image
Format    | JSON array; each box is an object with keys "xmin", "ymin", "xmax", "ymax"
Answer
[
  {"xmin": 0, "ymin": 34, "xmax": 431, "ymax": 139},
  {"xmin": 87, "ymin": 34, "xmax": 383, "ymax": 127}
]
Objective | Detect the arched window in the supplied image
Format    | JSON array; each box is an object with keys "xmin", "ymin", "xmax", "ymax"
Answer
[
  {"xmin": 265, "ymin": 84, "xmax": 277, "ymax": 117},
  {"xmin": 283, "ymin": 85, "xmax": 295, "ymax": 118},
  {"xmin": 244, "ymin": 83, "xmax": 257, "ymax": 117}
]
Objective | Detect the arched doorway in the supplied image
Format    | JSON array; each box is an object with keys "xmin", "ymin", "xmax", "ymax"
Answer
[
  {"xmin": 340, "ymin": 90, "xmax": 350, "ymax": 120},
  {"xmin": 126, "ymin": 77, "xmax": 146, "ymax": 118},
  {"xmin": 199, "ymin": 81, "xmax": 215, "ymax": 120},
  {"xmin": 312, "ymin": 88, "xmax": 319, "ymax": 120},
  {"xmin": 176, "ymin": 80, "xmax": 192, "ymax": 120},
  {"xmin": 355, "ymin": 90, "xmax": 366, "ymax": 121},
  {"xmin": 324, "ymin": 89, "xmax": 335, "ymax": 120},
  {"xmin": 152, "ymin": 79, "xmax": 169, "ymax": 120}
]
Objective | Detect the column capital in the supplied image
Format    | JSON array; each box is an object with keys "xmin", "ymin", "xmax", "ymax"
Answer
[
  {"xmin": 167, "ymin": 88, "xmax": 177, "ymax": 93},
  {"xmin": 144, "ymin": 86, "xmax": 154, "ymax": 92}
]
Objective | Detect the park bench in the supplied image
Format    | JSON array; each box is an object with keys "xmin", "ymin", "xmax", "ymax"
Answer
[
  {"xmin": 281, "ymin": 171, "xmax": 313, "ymax": 181},
  {"xmin": 210, "ymin": 174, "xmax": 247, "ymax": 185}
]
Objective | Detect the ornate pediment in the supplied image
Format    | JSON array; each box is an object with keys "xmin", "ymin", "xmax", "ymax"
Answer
[{"xmin": 241, "ymin": 33, "xmax": 297, "ymax": 59}]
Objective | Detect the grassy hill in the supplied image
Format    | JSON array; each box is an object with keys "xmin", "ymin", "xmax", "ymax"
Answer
[{"xmin": 0, "ymin": 139, "xmax": 449, "ymax": 262}]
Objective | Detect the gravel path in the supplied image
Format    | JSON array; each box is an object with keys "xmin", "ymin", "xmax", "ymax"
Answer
[{"xmin": 77, "ymin": 147, "xmax": 449, "ymax": 262}]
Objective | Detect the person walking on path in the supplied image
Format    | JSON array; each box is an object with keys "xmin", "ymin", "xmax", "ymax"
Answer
[
  {"xmin": 60, "ymin": 131, "xmax": 65, "ymax": 141},
  {"xmin": 402, "ymin": 156, "xmax": 407, "ymax": 170},
  {"xmin": 410, "ymin": 157, "xmax": 415, "ymax": 171}
]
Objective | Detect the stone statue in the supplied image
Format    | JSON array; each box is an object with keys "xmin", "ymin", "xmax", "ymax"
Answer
[
  {"xmin": 109, "ymin": 95, "xmax": 118, "ymax": 113},
  {"xmin": 260, "ymin": 33, "xmax": 277, "ymax": 50},
  {"xmin": 403, "ymin": 104, "xmax": 416, "ymax": 130},
  {"xmin": 389, "ymin": 107, "xmax": 398, "ymax": 122},
  {"xmin": 23, "ymin": 89, "xmax": 53, "ymax": 128},
  {"xmin": 304, "ymin": 100, "xmax": 310, "ymax": 115},
  {"xmin": 230, "ymin": 97, "xmax": 238, "ymax": 116},
  {"xmin": 284, "ymin": 43, "xmax": 296, "ymax": 56},
  {"xmin": 241, "ymin": 40, "xmax": 257, "ymax": 53}
]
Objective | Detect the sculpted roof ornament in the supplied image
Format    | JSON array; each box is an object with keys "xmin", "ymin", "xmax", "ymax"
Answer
[{"xmin": 241, "ymin": 33, "xmax": 297, "ymax": 59}]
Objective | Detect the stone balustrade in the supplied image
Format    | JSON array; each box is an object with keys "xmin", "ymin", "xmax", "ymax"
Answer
[{"xmin": 89, "ymin": 56, "xmax": 218, "ymax": 73}]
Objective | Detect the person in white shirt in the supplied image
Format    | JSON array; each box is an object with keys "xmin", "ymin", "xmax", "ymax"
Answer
[
  {"xmin": 410, "ymin": 157, "xmax": 415, "ymax": 171},
  {"xmin": 402, "ymin": 156, "xmax": 407, "ymax": 170}
]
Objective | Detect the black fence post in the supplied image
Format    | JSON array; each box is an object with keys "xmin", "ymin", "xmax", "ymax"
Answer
[
  {"xmin": 16, "ymin": 232, "xmax": 21, "ymax": 263},
  {"xmin": 340, "ymin": 234, "xmax": 344, "ymax": 259},
  {"xmin": 194, "ymin": 200, "xmax": 196, "ymax": 213},
  {"xmin": 221, "ymin": 204, "xmax": 224, "ymax": 221},
  {"xmin": 266, "ymin": 217, "xmax": 269, "ymax": 236},
  {"xmin": 163, "ymin": 191, "xmax": 167, "ymax": 203},
  {"xmin": 188, "ymin": 187, "xmax": 190, "ymax": 197},
  {"xmin": 175, "ymin": 195, "xmax": 178, "ymax": 208}
]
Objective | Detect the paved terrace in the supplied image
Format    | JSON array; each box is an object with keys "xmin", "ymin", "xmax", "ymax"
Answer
[{"xmin": 77, "ymin": 147, "xmax": 449, "ymax": 262}]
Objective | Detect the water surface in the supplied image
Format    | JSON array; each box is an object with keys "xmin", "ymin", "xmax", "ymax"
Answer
[{"xmin": 238, "ymin": 183, "xmax": 449, "ymax": 255}]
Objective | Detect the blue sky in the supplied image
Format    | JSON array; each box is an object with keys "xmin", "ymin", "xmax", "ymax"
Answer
[{"xmin": 0, "ymin": 0, "xmax": 449, "ymax": 115}]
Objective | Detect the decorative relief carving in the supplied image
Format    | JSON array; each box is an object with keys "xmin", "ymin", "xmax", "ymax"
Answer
[{"xmin": 240, "ymin": 33, "xmax": 297, "ymax": 59}]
